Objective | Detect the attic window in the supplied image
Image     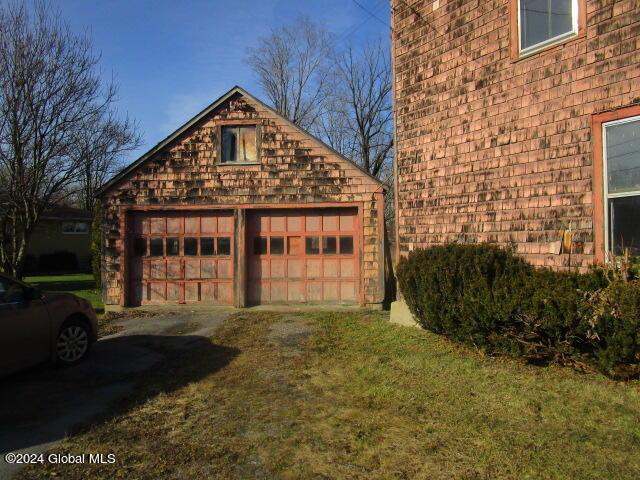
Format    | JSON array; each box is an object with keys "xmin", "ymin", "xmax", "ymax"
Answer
[{"xmin": 220, "ymin": 125, "xmax": 258, "ymax": 163}]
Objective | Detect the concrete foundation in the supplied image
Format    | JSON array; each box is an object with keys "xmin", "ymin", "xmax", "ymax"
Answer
[{"xmin": 389, "ymin": 299, "xmax": 419, "ymax": 328}]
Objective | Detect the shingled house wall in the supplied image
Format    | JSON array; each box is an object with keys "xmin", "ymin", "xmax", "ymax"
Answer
[
  {"xmin": 391, "ymin": 0, "xmax": 640, "ymax": 269},
  {"xmin": 100, "ymin": 92, "xmax": 385, "ymax": 306}
]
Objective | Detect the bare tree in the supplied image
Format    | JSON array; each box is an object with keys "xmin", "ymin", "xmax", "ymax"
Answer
[
  {"xmin": 246, "ymin": 16, "xmax": 332, "ymax": 130},
  {"xmin": 0, "ymin": 2, "xmax": 132, "ymax": 277},
  {"xmin": 329, "ymin": 41, "xmax": 394, "ymax": 179},
  {"xmin": 74, "ymin": 111, "xmax": 141, "ymax": 211}
]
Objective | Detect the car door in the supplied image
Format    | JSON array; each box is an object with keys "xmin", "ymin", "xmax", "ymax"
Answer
[{"xmin": 0, "ymin": 277, "xmax": 51, "ymax": 376}]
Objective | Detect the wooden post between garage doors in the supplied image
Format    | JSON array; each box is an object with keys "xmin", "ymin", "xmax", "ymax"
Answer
[{"xmin": 234, "ymin": 208, "xmax": 246, "ymax": 308}]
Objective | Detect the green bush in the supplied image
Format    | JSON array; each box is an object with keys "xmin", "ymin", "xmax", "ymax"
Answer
[
  {"xmin": 593, "ymin": 280, "xmax": 640, "ymax": 370},
  {"xmin": 396, "ymin": 243, "xmax": 638, "ymax": 377}
]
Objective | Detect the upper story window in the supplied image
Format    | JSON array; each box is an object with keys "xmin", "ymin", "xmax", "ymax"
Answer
[
  {"xmin": 518, "ymin": 0, "xmax": 579, "ymax": 56},
  {"xmin": 603, "ymin": 116, "xmax": 640, "ymax": 256},
  {"xmin": 220, "ymin": 125, "xmax": 257, "ymax": 164}
]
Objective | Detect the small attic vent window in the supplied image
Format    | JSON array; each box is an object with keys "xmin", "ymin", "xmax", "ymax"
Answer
[{"xmin": 221, "ymin": 125, "xmax": 258, "ymax": 164}]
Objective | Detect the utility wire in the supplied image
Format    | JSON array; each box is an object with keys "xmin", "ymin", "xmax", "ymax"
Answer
[
  {"xmin": 335, "ymin": 0, "xmax": 390, "ymax": 44},
  {"xmin": 351, "ymin": 0, "xmax": 393, "ymax": 30}
]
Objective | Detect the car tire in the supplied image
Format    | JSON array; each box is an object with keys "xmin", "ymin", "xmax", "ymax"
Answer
[{"xmin": 56, "ymin": 319, "xmax": 91, "ymax": 365}]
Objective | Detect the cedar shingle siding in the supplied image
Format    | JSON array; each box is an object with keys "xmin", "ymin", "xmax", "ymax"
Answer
[{"xmin": 392, "ymin": 0, "xmax": 640, "ymax": 269}]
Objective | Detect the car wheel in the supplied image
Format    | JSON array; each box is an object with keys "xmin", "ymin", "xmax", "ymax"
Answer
[{"xmin": 56, "ymin": 321, "xmax": 91, "ymax": 365}]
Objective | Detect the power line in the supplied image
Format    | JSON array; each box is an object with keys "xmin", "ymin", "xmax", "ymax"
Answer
[
  {"xmin": 335, "ymin": 0, "xmax": 389, "ymax": 44},
  {"xmin": 351, "ymin": 0, "xmax": 392, "ymax": 30}
]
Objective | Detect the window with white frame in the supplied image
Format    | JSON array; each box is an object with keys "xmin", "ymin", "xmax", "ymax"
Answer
[
  {"xmin": 518, "ymin": 0, "xmax": 579, "ymax": 55},
  {"xmin": 603, "ymin": 116, "xmax": 640, "ymax": 256},
  {"xmin": 62, "ymin": 221, "xmax": 89, "ymax": 234}
]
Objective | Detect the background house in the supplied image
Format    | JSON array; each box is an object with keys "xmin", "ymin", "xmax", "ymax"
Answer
[
  {"xmin": 97, "ymin": 86, "xmax": 387, "ymax": 309},
  {"xmin": 25, "ymin": 206, "xmax": 92, "ymax": 274},
  {"xmin": 391, "ymin": 0, "xmax": 639, "ymax": 270}
]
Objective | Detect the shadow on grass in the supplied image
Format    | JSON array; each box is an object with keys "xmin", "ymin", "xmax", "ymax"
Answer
[{"xmin": 0, "ymin": 334, "xmax": 239, "ymax": 455}]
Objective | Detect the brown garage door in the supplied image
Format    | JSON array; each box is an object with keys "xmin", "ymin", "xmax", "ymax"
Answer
[
  {"xmin": 128, "ymin": 211, "xmax": 234, "ymax": 306},
  {"xmin": 247, "ymin": 208, "xmax": 359, "ymax": 304}
]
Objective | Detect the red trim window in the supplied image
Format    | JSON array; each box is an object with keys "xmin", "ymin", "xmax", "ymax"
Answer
[
  {"xmin": 592, "ymin": 106, "xmax": 640, "ymax": 261},
  {"xmin": 602, "ymin": 116, "xmax": 640, "ymax": 256}
]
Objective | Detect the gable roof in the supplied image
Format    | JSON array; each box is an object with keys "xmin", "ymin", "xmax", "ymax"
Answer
[{"xmin": 97, "ymin": 86, "xmax": 386, "ymax": 196}]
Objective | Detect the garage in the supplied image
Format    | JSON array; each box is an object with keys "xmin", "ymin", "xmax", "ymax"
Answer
[
  {"xmin": 247, "ymin": 208, "xmax": 359, "ymax": 305},
  {"xmin": 128, "ymin": 211, "xmax": 234, "ymax": 306},
  {"xmin": 98, "ymin": 87, "xmax": 386, "ymax": 309}
]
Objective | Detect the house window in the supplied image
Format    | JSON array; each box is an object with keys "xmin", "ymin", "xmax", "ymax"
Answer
[
  {"xmin": 518, "ymin": 0, "xmax": 578, "ymax": 55},
  {"xmin": 62, "ymin": 221, "xmax": 89, "ymax": 234},
  {"xmin": 604, "ymin": 116, "xmax": 640, "ymax": 256},
  {"xmin": 221, "ymin": 125, "xmax": 257, "ymax": 163}
]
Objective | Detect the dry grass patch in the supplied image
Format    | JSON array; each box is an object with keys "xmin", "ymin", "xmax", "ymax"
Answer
[{"xmin": 17, "ymin": 311, "xmax": 640, "ymax": 479}]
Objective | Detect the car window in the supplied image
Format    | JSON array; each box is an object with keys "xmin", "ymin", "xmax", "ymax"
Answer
[{"xmin": 0, "ymin": 278, "xmax": 26, "ymax": 304}]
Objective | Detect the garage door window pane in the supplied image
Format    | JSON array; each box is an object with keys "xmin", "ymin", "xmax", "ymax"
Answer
[
  {"xmin": 254, "ymin": 237, "xmax": 267, "ymax": 255},
  {"xmin": 306, "ymin": 236, "xmax": 320, "ymax": 255},
  {"xmin": 217, "ymin": 237, "xmax": 231, "ymax": 256},
  {"xmin": 166, "ymin": 238, "xmax": 180, "ymax": 256},
  {"xmin": 133, "ymin": 237, "xmax": 147, "ymax": 256},
  {"xmin": 184, "ymin": 237, "xmax": 197, "ymax": 256},
  {"xmin": 609, "ymin": 196, "xmax": 640, "ymax": 255},
  {"xmin": 270, "ymin": 237, "xmax": 284, "ymax": 255},
  {"xmin": 340, "ymin": 236, "xmax": 354, "ymax": 254},
  {"xmin": 150, "ymin": 238, "xmax": 164, "ymax": 257},
  {"xmin": 322, "ymin": 236, "xmax": 337, "ymax": 254},
  {"xmin": 201, "ymin": 238, "xmax": 214, "ymax": 256}
]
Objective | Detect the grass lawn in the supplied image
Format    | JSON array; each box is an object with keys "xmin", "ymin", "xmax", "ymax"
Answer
[
  {"xmin": 18, "ymin": 311, "xmax": 640, "ymax": 479},
  {"xmin": 24, "ymin": 273, "xmax": 104, "ymax": 313}
]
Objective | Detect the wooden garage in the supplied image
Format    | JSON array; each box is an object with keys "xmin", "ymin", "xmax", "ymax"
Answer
[{"xmin": 97, "ymin": 86, "xmax": 386, "ymax": 309}]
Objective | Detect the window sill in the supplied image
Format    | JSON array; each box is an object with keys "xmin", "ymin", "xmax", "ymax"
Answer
[{"xmin": 512, "ymin": 30, "xmax": 583, "ymax": 62}]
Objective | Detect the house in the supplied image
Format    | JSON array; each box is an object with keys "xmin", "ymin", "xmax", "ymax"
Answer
[
  {"xmin": 391, "ymin": 0, "xmax": 639, "ymax": 269},
  {"xmin": 97, "ymin": 86, "xmax": 387, "ymax": 309},
  {"xmin": 25, "ymin": 206, "xmax": 92, "ymax": 274}
]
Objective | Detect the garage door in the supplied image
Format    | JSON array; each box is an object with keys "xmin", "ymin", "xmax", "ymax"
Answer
[
  {"xmin": 247, "ymin": 208, "xmax": 359, "ymax": 304},
  {"xmin": 128, "ymin": 211, "xmax": 234, "ymax": 305}
]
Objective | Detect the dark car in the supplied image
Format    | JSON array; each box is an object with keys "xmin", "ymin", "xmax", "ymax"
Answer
[{"xmin": 0, "ymin": 273, "xmax": 98, "ymax": 377}]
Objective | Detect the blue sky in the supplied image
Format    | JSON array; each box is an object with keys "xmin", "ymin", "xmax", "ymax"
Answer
[{"xmin": 47, "ymin": 0, "xmax": 391, "ymax": 161}]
